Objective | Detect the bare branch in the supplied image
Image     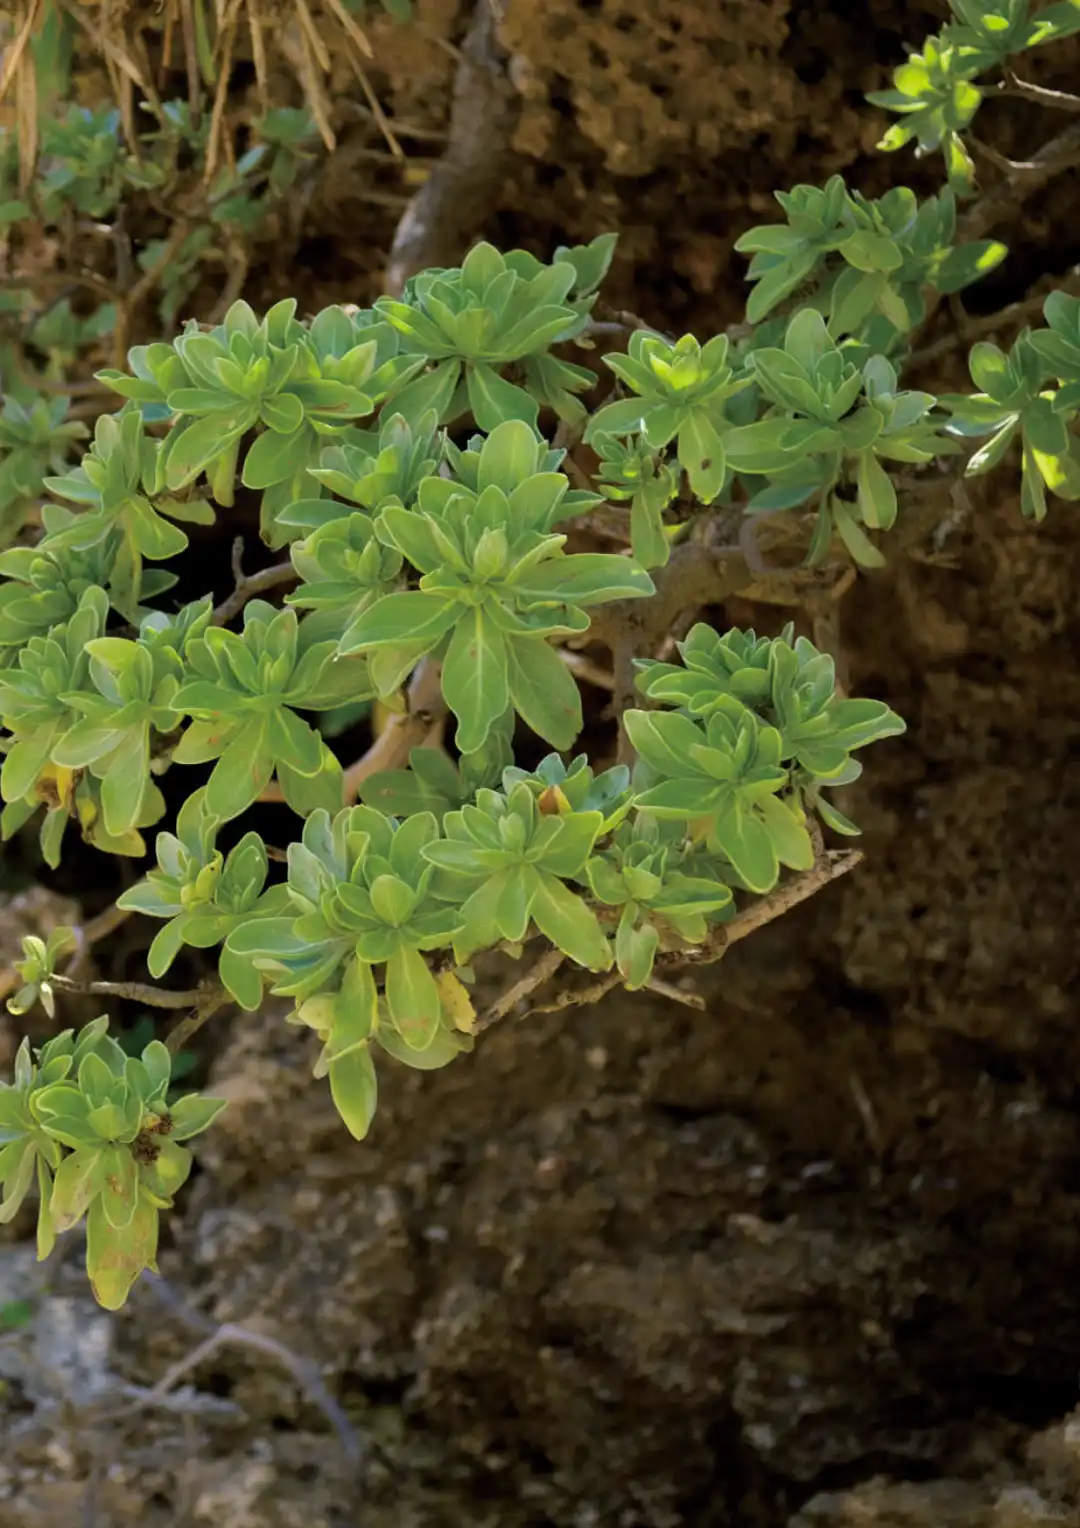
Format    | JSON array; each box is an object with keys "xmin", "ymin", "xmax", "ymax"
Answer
[
  {"xmin": 342, "ymin": 658, "xmax": 446, "ymax": 803},
  {"xmin": 559, "ymin": 648, "xmax": 615, "ymax": 691},
  {"xmin": 212, "ymin": 538, "xmax": 296, "ymax": 627},
  {"xmin": 127, "ymin": 1274, "xmax": 362, "ymax": 1463},
  {"xmin": 164, "ymin": 985, "xmax": 231, "ymax": 1055},
  {"xmin": 996, "ymin": 73, "xmax": 1080, "ymax": 115},
  {"xmin": 909, "ymin": 266, "xmax": 1080, "ymax": 369},
  {"xmin": 644, "ymin": 976, "xmax": 705, "ymax": 1010},
  {"xmin": 960, "ymin": 117, "xmax": 1080, "ymax": 242},
  {"xmin": 384, "ymin": 0, "xmax": 520, "ymax": 294},
  {"xmin": 475, "ymin": 944, "xmax": 565, "ymax": 1033},
  {"xmin": 51, "ymin": 974, "xmax": 218, "ymax": 1011}
]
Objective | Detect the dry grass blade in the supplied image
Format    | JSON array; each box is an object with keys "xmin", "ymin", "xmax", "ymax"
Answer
[
  {"xmin": 247, "ymin": 0, "xmax": 269, "ymax": 110},
  {"xmin": 0, "ymin": 0, "xmax": 43, "ymax": 107},
  {"xmin": 61, "ymin": 3, "xmax": 148, "ymax": 91},
  {"xmin": 13, "ymin": 14, "xmax": 38, "ymax": 191},
  {"xmin": 346, "ymin": 49, "xmax": 404, "ymax": 160},
  {"xmin": 203, "ymin": 2, "xmax": 240, "ymax": 182},
  {"xmin": 317, "ymin": 0, "xmax": 403, "ymax": 160},
  {"xmin": 294, "ymin": 0, "xmax": 331, "ymax": 72},
  {"xmin": 294, "ymin": 8, "xmax": 336, "ymax": 150},
  {"xmin": 177, "ymin": 0, "xmax": 201, "ymax": 121},
  {"xmin": 320, "ymin": 0, "xmax": 373, "ymax": 60}
]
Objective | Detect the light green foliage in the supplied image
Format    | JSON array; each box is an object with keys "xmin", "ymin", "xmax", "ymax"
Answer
[
  {"xmin": 943, "ymin": 292, "xmax": 1080, "ymax": 520},
  {"xmin": 375, "ymin": 236, "xmax": 617, "ymax": 429},
  {"xmin": 359, "ymin": 721, "xmax": 513, "ymax": 818},
  {"xmin": 0, "ymin": 586, "xmax": 111, "ymax": 843},
  {"xmin": 97, "ymin": 300, "xmax": 420, "ymax": 548},
  {"xmin": 342, "ymin": 419, "xmax": 653, "ymax": 751},
  {"xmin": 635, "ymin": 623, "xmax": 905, "ymax": 840},
  {"xmin": 42, "ymin": 410, "xmax": 212, "ymax": 617},
  {"xmin": 3, "ymin": 0, "xmax": 1074, "ymax": 1309},
  {"xmin": 0, "ymin": 1019, "xmax": 223, "ymax": 1307},
  {"xmin": 585, "ymin": 332, "xmax": 750, "ymax": 505},
  {"xmin": 734, "ymin": 179, "xmax": 1005, "ymax": 331},
  {"xmin": 0, "ymin": 396, "xmax": 88, "ymax": 549},
  {"xmin": 0, "ymin": 533, "xmax": 118, "ymax": 658},
  {"xmin": 591, "ymin": 431, "xmax": 679, "ymax": 568},
  {"xmin": 115, "ymin": 788, "xmax": 290, "ymax": 1005},
  {"xmin": 425, "ymin": 783, "xmax": 612, "ymax": 969},
  {"xmin": 725, "ymin": 314, "xmax": 959, "ymax": 565},
  {"xmin": 6, "ymin": 926, "xmax": 75, "ymax": 1018},
  {"xmin": 173, "ymin": 600, "xmax": 371, "ymax": 818},
  {"xmin": 584, "ymin": 818, "xmax": 733, "ymax": 989},
  {"xmin": 867, "ymin": 0, "xmax": 1080, "ymax": 187}
]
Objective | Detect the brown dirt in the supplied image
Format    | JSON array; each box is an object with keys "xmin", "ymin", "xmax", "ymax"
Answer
[{"xmin": 3, "ymin": 2, "xmax": 1080, "ymax": 1525}]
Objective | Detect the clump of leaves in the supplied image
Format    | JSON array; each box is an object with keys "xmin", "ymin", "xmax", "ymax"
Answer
[{"xmin": 0, "ymin": 1020, "xmax": 223, "ymax": 1307}]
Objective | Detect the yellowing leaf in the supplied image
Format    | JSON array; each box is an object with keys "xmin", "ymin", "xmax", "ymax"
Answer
[
  {"xmin": 436, "ymin": 970, "xmax": 475, "ymax": 1034},
  {"xmin": 34, "ymin": 763, "xmax": 78, "ymax": 813}
]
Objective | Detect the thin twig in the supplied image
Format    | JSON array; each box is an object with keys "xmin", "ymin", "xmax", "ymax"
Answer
[
  {"xmin": 128, "ymin": 1274, "xmax": 362, "ymax": 1463},
  {"xmin": 211, "ymin": 539, "xmax": 296, "ymax": 625},
  {"xmin": 996, "ymin": 73, "xmax": 1080, "ymax": 115},
  {"xmin": 559, "ymin": 648, "xmax": 615, "ymax": 691},
  {"xmin": 907, "ymin": 114, "xmax": 1080, "ymax": 350},
  {"xmin": 64, "ymin": 904, "xmax": 134, "ymax": 977},
  {"xmin": 475, "ymin": 945, "xmax": 565, "ymax": 1033},
  {"xmin": 908, "ymin": 267, "xmax": 1080, "ymax": 368},
  {"xmin": 164, "ymin": 985, "xmax": 231, "ymax": 1055},
  {"xmin": 51, "ymin": 974, "xmax": 214, "ymax": 1010},
  {"xmin": 960, "ymin": 116, "xmax": 1080, "ymax": 241},
  {"xmin": 525, "ymin": 850, "xmax": 864, "ymax": 1019},
  {"xmin": 645, "ymin": 976, "xmax": 705, "ymax": 1010}
]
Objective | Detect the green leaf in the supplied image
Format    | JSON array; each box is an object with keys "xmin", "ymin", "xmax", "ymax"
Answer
[
  {"xmin": 442, "ymin": 609, "xmax": 509, "ymax": 753},
  {"xmin": 505, "ymin": 636, "xmax": 582, "ymax": 749},
  {"xmin": 338, "ymin": 590, "xmax": 459, "ymax": 655},
  {"xmin": 841, "ymin": 230, "xmax": 903, "ymax": 273},
  {"xmin": 466, "ymin": 364, "xmax": 538, "ymax": 430},
  {"xmin": 478, "ymin": 419, "xmax": 542, "ymax": 490},
  {"xmin": 385, "ymin": 946, "xmax": 443, "ymax": 1051},
  {"xmin": 678, "ymin": 412, "xmax": 727, "ymax": 503},
  {"xmin": 759, "ymin": 795, "xmax": 815, "ymax": 870},
  {"xmin": 168, "ymin": 1093, "xmax": 228, "ymax": 1140},
  {"xmin": 832, "ymin": 498, "xmax": 886, "ymax": 569},
  {"xmin": 856, "ymin": 451, "xmax": 897, "ymax": 531},
  {"xmin": 615, "ymin": 914, "xmax": 660, "ymax": 990},
  {"xmin": 376, "ymin": 1021, "xmax": 468, "ymax": 1070},
  {"xmin": 512, "ymin": 553, "xmax": 653, "ymax": 606},
  {"xmin": 99, "ymin": 1143, "xmax": 139, "ymax": 1229},
  {"xmin": 241, "ymin": 425, "xmax": 309, "ymax": 490},
  {"xmin": 50, "ymin": 1145, "xmax": 106, "ymax": 1232},
  {"xmin": 328, "ymin": 1043, "xmax": 378, "ymax": 1141},
  {"xmin": 163, "ymin": 413, "xmax": 246, "ymax": 489},
  {"xmin": 713, "ymin": 807, "xmax": 778, "ymax": 894},
  {"xmin": 205, "ymin": 720, "xmax": 274, "ymax": 820},
  {"xmin": 530, "ymin": 874, "xmax": 611, "ymax": 971}
]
